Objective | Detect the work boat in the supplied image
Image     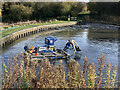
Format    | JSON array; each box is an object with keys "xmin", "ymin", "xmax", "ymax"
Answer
[{"xmin": 24, "ymin": 37, "xmax": 81, "ymax": 61}]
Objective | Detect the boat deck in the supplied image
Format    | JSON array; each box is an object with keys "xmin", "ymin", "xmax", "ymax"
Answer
[{"xmin": 30, "ymin": 50, "xmax": 70, "ymax": 61}]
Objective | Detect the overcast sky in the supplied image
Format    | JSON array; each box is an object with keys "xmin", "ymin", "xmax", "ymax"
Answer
[
  {"xmin": 3, "ymin": 0, "xmax": 120, "ymax": 2},
  {"xmin": 75, "ymin": 0, "xmax": 89, "ymax": 2},
  {"xmin": 55, "ymin": 0, "xmax": 89, "ymax": 2}
]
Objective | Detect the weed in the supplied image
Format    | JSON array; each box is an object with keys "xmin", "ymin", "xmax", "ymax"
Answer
[{"xmin": 2, "ymin": 53, "xmax": 118, "ymax": 88}]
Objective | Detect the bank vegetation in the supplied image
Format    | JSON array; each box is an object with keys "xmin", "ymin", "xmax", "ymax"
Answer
[
  {"xmin": 1, "ymin": 2, "xmax": 120, "ymax": 25},
  {"xmin": 2, "ymin": 53, "xmax": 118, "ymax": 88}
]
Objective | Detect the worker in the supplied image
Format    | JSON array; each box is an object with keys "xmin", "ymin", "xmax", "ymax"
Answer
[
  {"xmin": 24, "ymin": 45, "xmax": 28, "ymax": 51},
  {"xmin": 63, "ymin": 40, "xmax": 74, "ymax": 50},
  {"xmin": 34, "ymin": 47, "xmax": 38, "ymax": 53},
  {"xmin": 29, "ymin": 46, "xmax": 34, "ymax": 53},
  {"xmin": 47, "ymin": 46, "xmax": 50, "ymax": 50},
  {"xmin": 53, "ymin": 47, "xmax": 56, "ymax": 52},
  {"xmin": 34, "ymin": 47, "xmax": 39, "ymax": 56},
  {"xmin": 47, "ymin": 45, "xmax": 56, "ymax": 52}
]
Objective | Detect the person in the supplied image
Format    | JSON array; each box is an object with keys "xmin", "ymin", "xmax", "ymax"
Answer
[
  {"xmin": 34, "ymin": 47, "xmax": 38, "ymax": 53},
  {"xmin": 47, "ymin": 45, "xmax": 56, "ymax": 52},
  {"xmin": 64, "ymin": 40, "xmax": 73, "ymax": 50},
  {"xmin": 47, "ymin": 46, "xmax": 50, "ymax": 50},
  {"xmin": 29, "ymin": 46, "xmax": 34, "ymax": 53},
  {"xmin": 24, "ymin": 45, "xmax": 28, "ymax": 51},
  {"xmin": 33, "ymin": 47, "xmax": 39, "ymax": 56}
]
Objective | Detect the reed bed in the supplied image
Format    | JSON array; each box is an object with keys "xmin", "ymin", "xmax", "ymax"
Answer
[{"xmin": 2, "ymin": 53, "xmax": 118, "ymax": 88}]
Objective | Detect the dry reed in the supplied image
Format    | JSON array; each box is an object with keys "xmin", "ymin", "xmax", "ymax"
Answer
[{"xmin": 2, "ymin": 52, "xmax": 118, "ymax": 89}]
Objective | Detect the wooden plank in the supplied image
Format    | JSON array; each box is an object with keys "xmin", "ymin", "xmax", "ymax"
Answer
[
  {"xmin": 41, "ymin": 53, "xmax": 54, "ymax": 55},
  {"xmin": 61, "ymin": 50, "xmax": 70, "ymax": 56},
  {"xmin": 44, "ymin": 55, "xmax": 56, "ymax": 57},
  {"xmin": 31, "ymin": 56, "xmax": 48, "ymax": 61},
  {"xmin": 31, "ymin": 54, "xmax": 64, "ymax": 58},
  {"xmin": 53, "ymin": 52, "xmax": 65, "ymax": 56},
  {"xmin": 31, "ymin": 55, "xmax": 43, "ymax": 57},
  {"xmin": 31, "ymin": 59, "xmax": 42, "ymax": 61}
]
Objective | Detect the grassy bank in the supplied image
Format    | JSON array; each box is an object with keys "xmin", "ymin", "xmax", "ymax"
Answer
[
  {"xmin": 2, "ymin": 53, "xmax": 118, "ymax": 88},
  {"xmin": 1, "ymin": 21, "xmax": 75, "ymax": 37}
]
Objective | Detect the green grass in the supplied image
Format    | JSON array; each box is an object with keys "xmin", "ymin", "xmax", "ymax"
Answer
[
  {"xmin": 79, "ymin": 11, "xmax": 90, "ymax": 15},
  {"xmin": 1, "ymin": 25, "xmax": 35, "ymax": 37},
  {"xmin": 30, "ymin": 21, "xmax": 74, "ymax": 26},
  {"xmin": 1, "ymin": 21, "xmax": 75, "ymax": 37}
]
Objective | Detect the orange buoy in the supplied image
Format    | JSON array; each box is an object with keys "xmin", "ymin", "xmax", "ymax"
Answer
[{"xmin": 36, "ymin": 53, "xmax": 38, "ymax": 56}]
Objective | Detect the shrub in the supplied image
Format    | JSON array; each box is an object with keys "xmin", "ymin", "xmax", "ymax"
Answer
[{"xmin": 2, "ymin": 52, "xmax": 118, "ymax": 88}]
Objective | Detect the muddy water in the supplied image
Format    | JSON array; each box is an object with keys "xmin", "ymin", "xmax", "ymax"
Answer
[
  {"xmin": 2, "ymin": 23, "xmax": 119, "ymax": 65},
  {"xmin": 1, "ymin": 23, "xmax": 119, "ymax": 85}
]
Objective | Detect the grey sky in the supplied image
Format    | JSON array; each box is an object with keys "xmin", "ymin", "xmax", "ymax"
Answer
[{"xmin": 2, "ymin": 0, "xmax": 120, "ymax": 2}]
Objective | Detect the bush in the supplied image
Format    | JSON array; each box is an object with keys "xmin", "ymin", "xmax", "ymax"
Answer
[{"xmin": 2, "ymin": 53, "xmax": 118, "ymax": 88}]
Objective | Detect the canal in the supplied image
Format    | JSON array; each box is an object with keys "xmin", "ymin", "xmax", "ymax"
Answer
[
  {"xmin": 2, "ymin": 23, "xmax": 119, "ymax": 66},
  {"xmin": 1, "ymin": 23, "xmax": 119, "ymax": 87}
]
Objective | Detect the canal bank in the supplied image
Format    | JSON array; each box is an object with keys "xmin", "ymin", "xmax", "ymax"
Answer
[{"xmin": 1, "ymin": 22, "xmax": 76, "ymax": 48}]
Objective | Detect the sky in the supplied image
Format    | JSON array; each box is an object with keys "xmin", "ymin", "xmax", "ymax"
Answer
[
  {"xmin": 2, "ymin": 0, "xmax": 120, "ymax": 2},
  {"xmin": 75, "ymin": 0, "xmax": 89, "ymax": 2},
  {"xmin": 55, "ymin": 0, "xmax": 89, "ymax": 2}
]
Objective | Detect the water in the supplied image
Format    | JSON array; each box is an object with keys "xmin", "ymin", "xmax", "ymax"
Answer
[
  {"xmin": 1, "ymin": 23, "xmax": 119, "ymax": 85},
  {"xmin": 1, "ymin": 23, "xmax": 119, "ymax": 65}
]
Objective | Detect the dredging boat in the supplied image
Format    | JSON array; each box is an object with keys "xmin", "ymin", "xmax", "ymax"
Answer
[{"xmin": 24, "ymin": 37, "xmax": 81, "ymax": 61}]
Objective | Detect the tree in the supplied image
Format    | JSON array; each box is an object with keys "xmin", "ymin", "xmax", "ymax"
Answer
[
  {"xmin": 70, "ymin": 2, "xmax": 86, "ymax": 16},
  {"xmin": 2, "ymin": 2, "xmax": 87, "ymax": 22},
  {"xmin": 87, "ymin": 2, "xmax": 120, "ymax": 16},
  {"xmin": 61, "ymin": 2, "xmax": 72, "ymax": 16},
  {"xmin": 9, "ymin": 4, "xmax": 33, "ymax": 22}
]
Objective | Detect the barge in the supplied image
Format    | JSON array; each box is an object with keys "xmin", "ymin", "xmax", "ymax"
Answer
[{"xmin": 24, "ymin": 37, "xmax": 81, "ymax": 61}]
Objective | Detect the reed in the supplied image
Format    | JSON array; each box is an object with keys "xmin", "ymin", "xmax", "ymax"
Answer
[
  {"xmin": 104, "ymin": 63, "xmax": 111, "ymax": 88},
  {"xmin": 87, "ymin": 62, "xmax": 96, "ymax": 88},
  {"xmin": 96, "ymin": 53, "xmax": 107, "ymax": 88},
  {"xmin": 2, "ymin": 53, "xmax": 118, "ymax": 88},
  {"xmin": 111, "ymin": 65, "xmax": 117, "ymax": 88}
]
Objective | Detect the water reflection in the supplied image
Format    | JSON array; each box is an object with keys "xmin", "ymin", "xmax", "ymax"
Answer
[{"xmin": 88, "ymin": 29, "xmax": 118, "ymax": 40}]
